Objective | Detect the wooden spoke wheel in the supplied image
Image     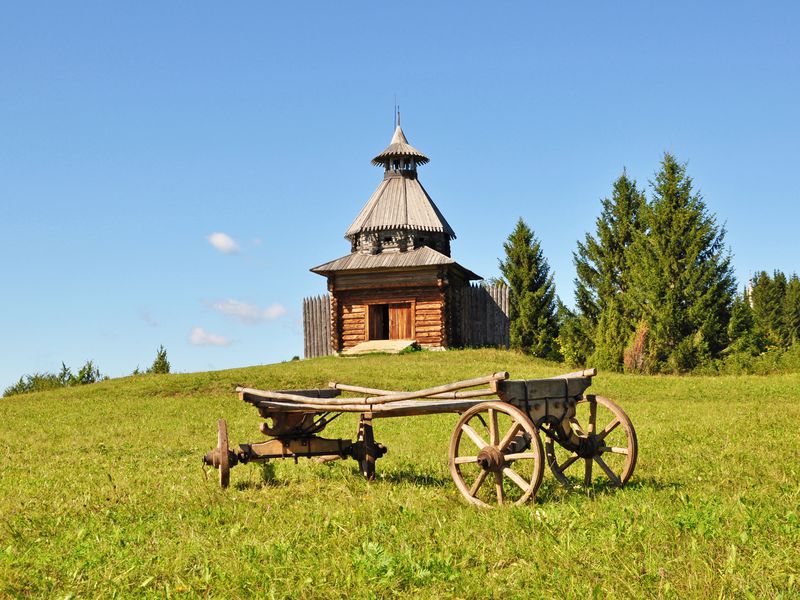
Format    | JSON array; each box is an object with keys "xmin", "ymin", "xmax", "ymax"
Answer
[
  {"xmin": 545, "ymin": 395, "xmax": 637, "ymax": 490},
  {"xmin": 449, "ymin": 402, "xmax": 544, "ymax": 508},
  {"xmin": 357, "ymin": 413, "xmax": 376, "ymax": 481},
  {"xmin": 217, "ymin": 419, "xmax": 231, "ymax": 488}
]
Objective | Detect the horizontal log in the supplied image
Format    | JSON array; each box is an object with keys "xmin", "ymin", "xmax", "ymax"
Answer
[
  {"xmin": 335, "ymin": 284, "xmax": 440, "ymax": 292},
  {"xmin": 330, "ymin": 382, "xmax": 496, "ymax": 400},
  {"xmin": 250, "ymin": 394, "xmax": 557, "ymax": 419},
  {"xmin": 237, "ymin": 372, "xmax": 509, "ymax": 408},
  {"xmin": 550, "ymin": 367, "xmax": 597, "ymax": 379},
  {"xmin": 252, "ymin": 397, "xmax": 484, "ymax": 417}
]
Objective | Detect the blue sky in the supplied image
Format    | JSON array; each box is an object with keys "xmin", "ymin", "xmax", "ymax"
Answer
[{"xmin": 1, "ymin": 2, "xmax": 798, "ymax": 388}]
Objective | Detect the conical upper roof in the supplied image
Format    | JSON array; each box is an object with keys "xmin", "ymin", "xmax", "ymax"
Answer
[
  {"xmin": 346, "ymin": 123, "xmax": 454, "ymax": 240},
  {"xmin": 371, "ymin": 124, "xmax": 430, "ymax": 166},
  {"xmin": 344, "ymin": 175, "xmax": 456, "ymax": 239}
]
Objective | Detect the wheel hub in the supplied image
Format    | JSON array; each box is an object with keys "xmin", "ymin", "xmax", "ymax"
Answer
[
  {"xmin": 574, "ymin": 434, "xmax": 599, "ymax": 458},
  {"xmin": 476, "ymin": 446, "xmax": 505, "ymax": 472}
]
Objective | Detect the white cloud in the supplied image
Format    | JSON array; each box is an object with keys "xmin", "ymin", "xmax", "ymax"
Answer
[
  {"xmin": 189, "ymin": 327, "xmax": 231, "ymax": 346},
  {"xmin": 263, "ymin": 303, "xmax": 287, "ymax": 320},
  {"xmin": 208, "ymin": 299, "xmax": 287, "ymax": 324},
  {"xmin": 207, "ymin": 232, "xmax": 240, "ymax": 254}
]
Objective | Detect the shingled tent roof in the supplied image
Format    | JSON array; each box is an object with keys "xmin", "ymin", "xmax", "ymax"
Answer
[
  {"xmin": 310, "ymin": 245, "xmax": 480, "ymax": 280},
  {"xmin": 371, "ymin": 124, "xmax": 430, "ymax": 166},
  {"xmin": 346, "ymin": 124, "xmax": 455, "ymax": 240},
  {"xmin": 344, "ymin": 174, "xmax": 456, "ymax": 239}
]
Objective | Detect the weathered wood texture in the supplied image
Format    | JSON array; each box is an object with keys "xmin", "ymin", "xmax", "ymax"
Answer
[
  {"xmin": 302, "ymin": 282, "xmax": 510, "ymax": 357},
  {"xmin": 303, "ymin": 295, "xmax": 333, "ymax": 359},
  {"xmin": 336, "ymin": 287, "xmax": 445, "ymax": 350},
  {"xmin": 452, "ymin": 283, "xmax": 510, "ymax": 348}
]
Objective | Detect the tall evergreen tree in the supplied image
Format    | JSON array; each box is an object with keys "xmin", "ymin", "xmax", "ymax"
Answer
[
  {"xmin": 572, "ymin": 171, "xmax": 645, "ymax": 370},
  {"xmin": 783, "ymin": 274, "xmax": 800, "ymax": 345},
  {"xmin": 499, "ymin": 218, "xmax": 560, "ymax": 359},
  {"xmin": 727, "ymin": 288, "xmax": 762, "ymax": 354},
  {"xmin": 751, "ymin": 270, "xmax": 788, "ymax": 346},
  {"xmin": 628, "ymin": 154, "xmax": 735, "ymax": 372}
]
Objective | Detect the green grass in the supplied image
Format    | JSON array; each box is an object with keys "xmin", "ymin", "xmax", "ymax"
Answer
[{"xmin": 1, "ymin": 349, "xmax": 798, "ymax": 599}]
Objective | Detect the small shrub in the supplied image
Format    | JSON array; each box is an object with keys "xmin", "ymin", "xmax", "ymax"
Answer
[
  {"xmin": 148, "ymin": 345, "xmax": 170, "ymax": 374},
  {"xmin": 3, "ymin": 360, "xmax": 105, "ymax": 397},
  {"xmin": 75, "ymin": 360, "xmax": 102, "ymax": 385}
]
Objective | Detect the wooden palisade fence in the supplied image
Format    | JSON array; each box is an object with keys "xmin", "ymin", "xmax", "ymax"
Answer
[
  {"xmin": 303, "ymin": 295, "xmax": 333, "ymax": 359},
  {"xmin": 303, "ymin": 283, "xmax": 509, "ymax": 358},
  {"xmin": 453, "ymin": 282, "xmax": 510, "ymax": 349}
]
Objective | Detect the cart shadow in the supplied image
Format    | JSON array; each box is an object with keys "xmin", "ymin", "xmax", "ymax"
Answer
[
  {"xmin": 364, "ymin": 466, "xmax": 451, "ymax": 488},
  {"xmin": 534, "ymin": 475, "xmax": 682, "ymax": 503}
]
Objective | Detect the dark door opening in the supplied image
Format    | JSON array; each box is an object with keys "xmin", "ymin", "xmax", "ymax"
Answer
[{"xmin": 368, "ymin": 304, "xmax": 390, "ymax": 340}]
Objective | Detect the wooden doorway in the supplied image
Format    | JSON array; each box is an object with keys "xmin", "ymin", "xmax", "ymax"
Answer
[
  {"xmin": 389, "ymin": 303, "xmax": 413, "ymax": 339},
  {"xmin": 368, "ymin": 304, "xmax": 389, "ymax": 340},
  {"xmin": 367, "ymin": 302, "xmax": 414, "ymax": 340}
]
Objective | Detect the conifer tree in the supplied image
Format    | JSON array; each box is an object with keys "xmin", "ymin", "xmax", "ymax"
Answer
[
  {"xmin": 572, "ymin": 171, "xmax": 645, "ymax": 370},
  {"xmin": 783, "ymin": 274, "xmax": 800, "ymax": 345},
  {"xmin": 627, "ymin": 154, "xmax": 735, "ymax": 372},
  {"xmin": 751, "ymin": 270, "xmax": 788, "ymax": 346},
  {"xmin": 148, "ymin": 345, "xmax": 171, "ymax": 374},
  {"xmin": 499, "ymin": 218, "xmax": 560, "ymax": 359},
  {"xmin": 727, "ymin": 289, "xmax": 762, "ymax": 354}
]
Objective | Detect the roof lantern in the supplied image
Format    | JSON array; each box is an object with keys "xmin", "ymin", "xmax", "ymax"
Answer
[{"xmin": 371, "ymin": 110, "xmax": 430, "ymax": 168}]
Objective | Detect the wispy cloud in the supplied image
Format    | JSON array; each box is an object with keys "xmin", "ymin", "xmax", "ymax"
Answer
[
  {"xmin": 138, "ymin": 310, "xmax": 158, "ymax": 328},
  {"xmin": 207, "ymin": 232, "xmax": 240, "ymax": 254},
  {"xmin": 208, "ymin": 299, "xmax": 287, "ymax": 324},
  {"xmin": 189, "ymin": 327, "xmax": 231, "ymax": 346}
]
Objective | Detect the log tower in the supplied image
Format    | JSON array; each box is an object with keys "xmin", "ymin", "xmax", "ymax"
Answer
[{"xmin": 311, "ymin": 115, "xmax": 480, "ymax": 352}]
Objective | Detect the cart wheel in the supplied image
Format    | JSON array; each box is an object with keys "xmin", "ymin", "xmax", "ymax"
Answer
[
  {"xmin": 217, "ymin": 419, "xmax": 231, "ymax": 488},
  {"xmin": 545, "ymin": 395, "xmax": 637, "ymax": 489},
  {"xmin": 357, "ymin": 413, "xmax": 376, "ymax": 481},
  {"xmin": 449, "ymin": 402, "xmax": 544, "ymax": 508}
]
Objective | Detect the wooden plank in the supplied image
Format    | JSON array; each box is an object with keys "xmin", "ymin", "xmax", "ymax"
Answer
[
  {"xmin": 313, "ymin": 296, "xmax": 320, "ymax": 358},
  {"xmin": 324, "ymin": 295, "xmax": 331, "ymax": 355},
  {"xmin": 237, "ymin": 372, "xmax": 509, "ymax": 407}
]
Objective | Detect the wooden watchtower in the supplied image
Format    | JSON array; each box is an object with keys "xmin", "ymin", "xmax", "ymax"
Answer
[{"xmin": 311, "ymin": 117, "xmax": 480, "ymax": 352}]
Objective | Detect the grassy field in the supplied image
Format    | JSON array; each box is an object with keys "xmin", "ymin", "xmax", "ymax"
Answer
[{"xmin": 1, "ymin": 349, "xmax": 798, "ymax": 599}]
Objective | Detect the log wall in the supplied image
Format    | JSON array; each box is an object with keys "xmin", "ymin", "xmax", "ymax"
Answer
[
  {"xmin": 336, "ymin": 287, "xmax": 446, "ymax": 350},
  {"xmin": 302, "ymin": 282, "xmax": 510, "ymax": 357}
]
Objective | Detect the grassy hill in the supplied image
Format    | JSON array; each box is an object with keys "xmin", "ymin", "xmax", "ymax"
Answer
[{"xmin": 1, "ymin": 349, "xmax": 798, "ymax": 598}]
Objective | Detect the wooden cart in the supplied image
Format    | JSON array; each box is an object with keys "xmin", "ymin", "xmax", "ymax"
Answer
[{"xmin": 203, "ymin": 369, "xmax": 637, "ymax": 507}]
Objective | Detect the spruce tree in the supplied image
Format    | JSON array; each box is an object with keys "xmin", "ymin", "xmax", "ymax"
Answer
[
  {"xmin": 499, "ymin": 218, "xmax": 560, "ymax": 359},
  {"xmin": 751, "ymin": 270, "xmax": 788, "ymax": 346},
  {"xmin": 627, "ymin": 154, "xmax": 735, "ymax": 372},
  {"xmin": 148, "ymin": 345, "xmax": 171, "ymax": 374},
  {"xmin": 727, "ymin": 289, "xmax": 762, "ymax": 354},
  {"xmin": 783, "ymin": 274, "xmax": 800, "ymax": 345},
  {"xmin": 572, "ymin": 171, "xmax": 645, "ymax": 370}
]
